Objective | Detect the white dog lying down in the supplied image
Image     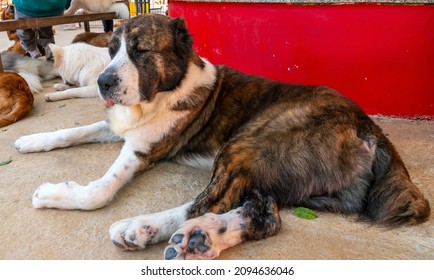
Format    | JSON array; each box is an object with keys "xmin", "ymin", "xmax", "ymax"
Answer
[
  {"xmin": 45, "ymin": 43, "xmax": 111, "ymax": 102},
  {"xmin": 64, "ymin": 0, "xmax": 130, "ymax": 19}
]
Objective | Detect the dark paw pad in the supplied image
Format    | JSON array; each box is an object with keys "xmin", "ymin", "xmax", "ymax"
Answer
[
  {"xmin": 112, "ymin": 240, "xmax": 125, "ymax": 249},
  {"xmin": 188, "ymin": 230, "xmax": 209, "ymax": 253},
  {"xmin": 164, "ymin": 247, "xmax": 178, "ymax": 260},
  {"xmin": 125, "ymin": 240, "xmax": 137, "ymax": 247},
  {"xmin": 171, "ymin": 234, "xmax": 184, "ymax": 244}
]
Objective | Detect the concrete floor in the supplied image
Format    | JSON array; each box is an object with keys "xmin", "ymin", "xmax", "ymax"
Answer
[{"xmin": 0, "ymin": 25, "xmax": 433, "ymax": 260}]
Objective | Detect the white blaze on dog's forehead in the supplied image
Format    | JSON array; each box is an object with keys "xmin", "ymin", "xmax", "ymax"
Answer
[
  {"xmin": 109, "ymin": 34, "xmax": 129, "ymax": 68},
  {"xmin": 107, "ymin": 33, "xmax": 140, "ymax": 105}
]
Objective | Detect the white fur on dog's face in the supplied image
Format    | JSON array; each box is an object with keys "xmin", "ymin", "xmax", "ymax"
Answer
[{"xmin": 98, "ymin": 35, "xmax": 141, "ymax": 106}]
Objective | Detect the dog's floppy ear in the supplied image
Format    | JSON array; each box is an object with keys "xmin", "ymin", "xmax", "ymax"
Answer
[{"xmin": 172, "ymin": 17, "xmax": 193, "ymax": 57}]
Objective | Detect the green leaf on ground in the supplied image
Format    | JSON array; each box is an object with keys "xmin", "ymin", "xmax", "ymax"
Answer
[
  {"xmin": 295, "ymin": 207, "xmax": 318, "ymax": 220},
  {"xmin": 0, "ymin": 157, "xmax": 12, "ymax": 166}
]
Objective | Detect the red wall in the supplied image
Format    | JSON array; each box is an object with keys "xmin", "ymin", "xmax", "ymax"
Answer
[{"xmin": 169, "ymin": 2, "xmax": 434, "ymax": 117}]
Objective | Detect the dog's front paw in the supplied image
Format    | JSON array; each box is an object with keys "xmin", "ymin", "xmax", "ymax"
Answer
[
  {"xmin": 164, "ymin": 211, "xmax": 245, "ymax": 260},
  {"xmin": 15, "ymin": 134, "xmax": 55, "ymax": 153},
  {"xmin": 44, "ymin": 93, "xmax": 54, "ymax": 102},
  {"xmin": 33, "ymin": 181, "xmax": 83, "ymax": 209},
  {"xmin": 109, "ymin": 216, "xmax": 161, "ymax": 251},
  {"xmin": 44, "ymin": 92, "xmax": 62, "ymax": 102}
]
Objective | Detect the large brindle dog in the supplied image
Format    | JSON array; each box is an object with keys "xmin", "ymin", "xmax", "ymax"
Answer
[{"xmin": 15, "ymin": 14, "xmax": 430, "ymax": 259}]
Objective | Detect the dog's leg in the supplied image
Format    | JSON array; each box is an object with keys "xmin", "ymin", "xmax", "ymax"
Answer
[
  {"xmin": 31, "ymin": 141, "xmax": 149, "ymax": 210},
  {"xmin": 108, "ymin": 194, "xmax": 279, "ymax": 258},
  {"xmin": 108, "ymin": 143, "xmax": 282, "ymax": 259},
  {"xmin": 63, "ymin": 0, "xmax": 81, "ymax": 16},
  {"xmin": 16, "ymin": 120, "xmax": 136, "ymax": 210},
  {"xmin": 107, "ymin": 200, "xmax": 253, "ymax": 259},
  {"xmin": 109, "ymin": 202, "xmax": 193, "ymax": 250},
  {"xmin": 45, "ymin": 84, "xmax": 99, "ymax": 101},
  {"xmin": 15, "ymin": 120, "xmax": 120, "ymax": 153},
  {"xmin": 164, "ymin": 191, "xmax": 281, "ymax": 260}
]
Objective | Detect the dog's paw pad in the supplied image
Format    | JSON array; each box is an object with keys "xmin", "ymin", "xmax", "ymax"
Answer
[
  {"xmin": 164, "ymin": 247, "xmax": 180, "ymax": 260},
  {"xmin": 112, "ymin": 240, "xmax": 125, "ymax": 249},
  {"xmin": 187, "ymin": 230, "xmax": 210, "ymax": 253},
  {"xmin": 165, "ymin": 210, "xmax": 246, "ymax": 260},
  {"xmin": 171, "ymin": 233, "xmax": 184, "ymax": 244},
  {"xmin": 166, "ymin": 228, "xmax": 215, "ymax": 260},
  {"xmin": 142, "ymin": 225, "xmax": 158, "ymax": 237}
]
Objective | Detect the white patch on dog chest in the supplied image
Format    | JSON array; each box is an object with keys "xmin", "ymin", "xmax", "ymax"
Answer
[
  {"xmin": 108, "ymin": 59, "xmax": 218, "ymax": 154},
  {"xmin": 108, "ymin": 100, "xmax": 189, "ymax": 153},
  {"xmin": 108, "ymin": 104, "xmax": 142, "ymax": 135}
]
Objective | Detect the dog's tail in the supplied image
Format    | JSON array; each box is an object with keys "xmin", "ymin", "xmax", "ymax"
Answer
[
  {"xmin": 17, "ymin": 72, "xmax": 43, "ymax": 93},
  {"xmin": 108, "ymin": 3, "xmax": 130, "ymax": 19},
  {"xmin": 363, "ymin": 134, "xmax": 430, "ymax": 226}
]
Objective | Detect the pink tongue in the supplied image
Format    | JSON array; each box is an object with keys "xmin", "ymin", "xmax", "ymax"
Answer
[{"xmin": 105, "ymin": 98, "xmax": 116, "ymax": 107}]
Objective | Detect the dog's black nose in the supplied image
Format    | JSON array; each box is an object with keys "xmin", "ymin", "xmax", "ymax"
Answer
[{"xmin": 97, "ymin": 71, "xmax": 116, "ymax": 92}]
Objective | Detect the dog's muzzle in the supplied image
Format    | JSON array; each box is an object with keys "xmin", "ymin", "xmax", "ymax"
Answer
[{"xmin": 97, "ymin": 70, "xmax": 119, "ymax": 106}]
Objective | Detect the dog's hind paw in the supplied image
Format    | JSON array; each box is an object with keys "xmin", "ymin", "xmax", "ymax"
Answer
[
  {"xmin": 164, "ymin": 211, "xmax": 245, "ymax": 260},
  {"xmin": 165, "ymin": 229, "xmax": 217, "ymax": 260}
]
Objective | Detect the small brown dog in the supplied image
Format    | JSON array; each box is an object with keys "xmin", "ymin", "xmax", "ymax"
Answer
[
  {"xmin": 72, "ymin": 31, "xmax": 112, "ymax": 47},
  {"xmin": 0, "ymin": 72, "xmax": 34, "ymax": 128},
  {"xmin": 1, "ymin": 5, "xmax": 26, "ymax": 55}
]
